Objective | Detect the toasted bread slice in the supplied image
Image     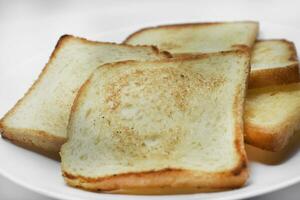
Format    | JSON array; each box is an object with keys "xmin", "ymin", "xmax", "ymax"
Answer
[
  {"xmin": 249, "ymin": 39, "xmax": 299, "ymax": 88},
  {"xmin": 245, "ymin": 83, "xmax": 300, "ymax": 151},
  {"xmin": 0, "ymin": 35, "xmax": 170, "ymax": 157},
  {"xmin": 124, "ymin": 21, "xmax": 259, "ymax": 54},
  {"xmin": 61, "ymin": 50, "xmax": 250, "ymax": 193}
]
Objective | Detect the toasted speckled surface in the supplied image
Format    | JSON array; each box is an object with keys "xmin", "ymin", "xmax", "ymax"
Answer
[
  {"xmin": 61, "ymin": 50, "xmax": 250, "ymax": 193},
  {"xmin": 0, "ymin": 35, "xmax": 170, "ymax": 155}
]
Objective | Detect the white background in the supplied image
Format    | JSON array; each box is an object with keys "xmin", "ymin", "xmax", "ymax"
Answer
[{"xmin": 0, "ymin": 0, "xmax": 300, "ymax": 199}]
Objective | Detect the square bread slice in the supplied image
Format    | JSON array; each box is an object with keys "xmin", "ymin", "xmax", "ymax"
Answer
[
  {"xmin": 0, "ymin": 35, "xmax": 170, "ymax": 157},
  {"xmin": 124, "ymin": 21, "xmax": 258, "ymax": 54},
  {"xmin": 245, "ymin": 83, "xmax": 300, "ymax": 151},
  {"xmin": 249, "ymin": 39, "xmax": 299, "ymax": 88},
  {"xmin": 61, "ymin": 50, "xmax": 250, "ymax": 193}
]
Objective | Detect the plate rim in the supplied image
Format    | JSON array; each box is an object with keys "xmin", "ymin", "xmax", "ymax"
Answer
[{"xmin": 1, "ymin": 20, "xmax": 300, "ymax": 200}]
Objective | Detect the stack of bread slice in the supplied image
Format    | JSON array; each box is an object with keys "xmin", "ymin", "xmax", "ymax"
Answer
[
  {"xmin": 125, "ymin": 22, "xmax": 300, "ymax": 152},
  {"xmin": 1, "ymin": 21, "xmax": 299, "ymax": 193}
]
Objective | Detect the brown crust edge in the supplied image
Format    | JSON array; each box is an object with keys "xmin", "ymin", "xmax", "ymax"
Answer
[
  {"xmin": 249, "ymin": 63, "xmax": 300, "ymax": 88},
  {"xmin": 123, "ymin": 21, "xmax": 259, "ymax": 44},
  {"xmin": 232, "ymin": 49, "xmax": 251, "ymax": 177},
  {"xmin": 96, "ymin": 49, "xmax": 251, "ymax": 69},
  {"xmin": 62, "ymin": 167, "xmax": 248, "ymax": 194},
  {"xmin": 0, "ymin": 126, "xmax": 65, "ymax": 160},
  {"xmin": 60, "ymin": 35, "xmax": 173, "ymax": 59},
  {"xmin": 61, "ymin": 50, "xmax": 250, "ymax": 193},
  {"xmin": 245, "ymin": 123, "xmax": 293, "ymax": 152}
]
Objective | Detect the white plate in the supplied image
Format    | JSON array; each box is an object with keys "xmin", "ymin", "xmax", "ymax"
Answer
[{"xmin": 1, "ymin": 2, "xmax": 300, "ymax": 199}]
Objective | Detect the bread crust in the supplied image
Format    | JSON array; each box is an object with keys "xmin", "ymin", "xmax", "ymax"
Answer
[
  {"xmin": 245, "ymin": 124, "xmax": 290, "ymax": 152},
  {"xmin": 249, "ymin": 63, "xmax": 299, "ymax": 88},
  {"xmin": 0, "ymin": 35, "xmax": 170, "ymax": 156},
  {"xmin": 0, "ymin": 126, "xmax": 64, "ymax": 160},
  {"xmin": 63, "ymin": 166, "xmax": 248, "ymax": 194},
  {"xmin": 62, "ymin": 50, "xmax": 250, "ymax": 193},
  {"xmin": 170, "ymin": 46, "xmax": 250, "ymax": 59}
]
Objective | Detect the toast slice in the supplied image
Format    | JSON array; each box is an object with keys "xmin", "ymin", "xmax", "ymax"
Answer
[
  {"xmin": 245, "ymin": 83, "xmax": 300, "ymax": 151},
  {"xmin": 0, "ymin": 35, "xmax": 170, "ymax": 157},
  {"xmin": 61, "ymin": 50, "xmax": 250, "ymax": 193},
  {"xmin": 124, "ymin": 21, "xmax": 258, "ymax": 54},
  {"xmin": 249, "ymin": 39, "xmax": 299, "ymax": 88}
]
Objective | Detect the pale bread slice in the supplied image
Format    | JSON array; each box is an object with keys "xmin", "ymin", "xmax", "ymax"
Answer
[
  {"xmin": 249, "ymin": 39, "xmax": 299, "ymax": 88},
  {"xmin": 245, "ymin": 83, "xmax": 300, "ymax": 151},
  {"xmin": 0, "ymin": 35, "xmax": 170, "ymax": 157},
  {"xmin": 61, "ymin": 50, "xmax": 250, "ymax": 193},
  {"xmin": 124, "ymin": 21, "xmax": 259, "ymax": 54}
]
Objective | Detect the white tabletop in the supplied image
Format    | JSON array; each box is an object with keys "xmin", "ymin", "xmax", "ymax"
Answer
[{"xmin": 1, "ymin": 0, "xmax": 300, "ymax": 199}]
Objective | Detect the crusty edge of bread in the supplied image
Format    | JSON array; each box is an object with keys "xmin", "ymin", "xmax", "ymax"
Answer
[
  {"xmin": 63, "ymin": 168, "xmax": 248, "ymax": 194},
  {"xmin": 245, "ymin": 122, "xmax": 300, "ymax": 152},
  {"xmin": 169, "ymin": 45, "xmax": 251, "ymax": 58},
  {"xmin": 62, "ymin": 50, "xmax": 250, "ymax": 193},
  {"xmin": 123, "ymin": 21, "xmax": 259, "ymax": 48},
  {"xmin": 249, "ymin": 63, "xmax": 300, "ymax": 88},
  {"xmin": 0, "ymin": 125, "xmax": 64, "ymax": 160},
  {"xmin": 245, "ymin": 123, "xmax": 290, "ymax": 152},
  {"xmin": 0, "ymin": 34, "xmax": 171, "ymax": 156}
]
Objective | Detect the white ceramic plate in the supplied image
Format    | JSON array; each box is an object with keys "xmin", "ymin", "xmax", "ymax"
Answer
[{"xmin": 1, "ymin": 2, "xmax": 300, "ymax": 199}]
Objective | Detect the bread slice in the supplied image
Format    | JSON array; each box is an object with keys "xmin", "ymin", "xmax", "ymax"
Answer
[
  {"xmin": 0, "ymin": 35, "xmax": 170, "ymax": 157},
  {"xmin": 61, "ymin": 50, "xmax": 250, "ymax": 193},
  {"xmin": 124, "ymin": 21, "xmax": 259, "ymax": 54},
  {"xmin": 245, "ymin": 83, "xmax": 300, "ymax": 151},
  {"xmin": 249, "ymin": 39, "xmax": 299, "ymax": 88}
]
